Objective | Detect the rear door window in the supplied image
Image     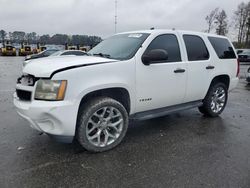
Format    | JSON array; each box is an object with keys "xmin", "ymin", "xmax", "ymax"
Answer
[
  {"xmin": 208, "ymin": 37, "xmax": 236, "ymax": 59},
  {"xmin": 183, "ymin": 35, "xmax": 209, "ymax": 61}
]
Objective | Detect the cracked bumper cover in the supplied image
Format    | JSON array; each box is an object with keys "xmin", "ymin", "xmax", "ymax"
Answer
[{"xmin": 13, "ymin": 92, "xmax": 78, "ymax": 143}]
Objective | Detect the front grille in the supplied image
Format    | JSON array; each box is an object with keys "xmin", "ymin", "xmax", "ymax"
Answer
[
  {"xmin": 7, "ymin": 46, "xmax": 13, "ymax": 50},
  {"xmin": 16, "ymin": 89, "xmax": 32, "ymax": 101},
  {"xmin": 25, "ymin": 47, "xmax": 31, "ymax": 51},
  {"xmin": 17, "ymin": 74, "xmax": 38, "ymax": 86}
]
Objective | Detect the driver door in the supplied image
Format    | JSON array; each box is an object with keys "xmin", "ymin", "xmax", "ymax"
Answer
[{"xmin": 135, "ymin": 34, "xmax": 188, "ymax": 112}]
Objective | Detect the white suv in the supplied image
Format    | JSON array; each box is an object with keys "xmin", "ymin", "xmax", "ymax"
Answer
[{"xmin": 14, "ymin": 30, "xmax": 239, "ymax": 152}]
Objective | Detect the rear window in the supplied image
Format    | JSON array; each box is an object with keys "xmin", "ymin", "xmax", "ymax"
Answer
[{"xmin": 208, "ymin": 37, "xmax": 236, "ymax": 59}]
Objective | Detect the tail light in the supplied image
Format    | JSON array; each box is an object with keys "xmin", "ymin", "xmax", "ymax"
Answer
[{"xmin": 236, "ymin": 58, "xmax": 240, "ymax": 77}]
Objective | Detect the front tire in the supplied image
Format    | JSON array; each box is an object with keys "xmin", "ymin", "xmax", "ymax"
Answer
[
  {"xmin": 76, "ymin": 97, "xmax": 129, "ymax": 152},
  {"xmin": 199, "ymin": 82, "xmax": 228, "ymax": 117}
]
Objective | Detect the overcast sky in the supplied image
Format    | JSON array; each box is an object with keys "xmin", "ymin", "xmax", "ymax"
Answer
[{"xmin": 0, "ymin": 0, "xmax": 247, "ymax": 40}]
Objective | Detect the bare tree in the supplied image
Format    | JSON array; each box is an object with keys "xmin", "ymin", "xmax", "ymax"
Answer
[
  {"xmin": 234, "ymin": 2, "xmax": 250, "ymax": 44},
  {"xmin": 0, "ymin": 30, "xmax": 7, "ymax": 42},
  {"xmin": 9, "ymin": 32, "xmax": 13, "ymax": 42},
  {"xmin": 215, "ymin": 9, "xmax": 228, "ymax": 36},
  {"xmin": 205, "ymin": 8, "xmax": 219, "ymax": 33}
]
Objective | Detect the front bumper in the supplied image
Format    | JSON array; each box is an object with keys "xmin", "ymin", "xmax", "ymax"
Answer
[
  {"xmin": 2, "ymin": 51, "xmax": 16, "ymax": 56},
  {"xmin": 13, "ymin": 92, "xmax": 78, "ymax": 143}
]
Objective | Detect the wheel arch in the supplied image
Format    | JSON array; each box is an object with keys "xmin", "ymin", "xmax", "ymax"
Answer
[
  {"xmin": 205, "ymin": 74, "xmax": 230, "ymax": 96},
  {"xmin": 78, "ymin": 87, "xmax": 131, "ymax": 115},
  {"xmin": 210, "ymin": 75, "xmax": 230, "ymax": 89}
]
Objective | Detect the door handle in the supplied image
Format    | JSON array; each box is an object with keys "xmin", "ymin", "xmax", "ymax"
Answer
[
  {"xmin": 174, "ymin": 68, "xmax": 186, "ymax": 73},
  {"xmin": 206, "ymin": 65, "xmax": 215, "ymax": 70}
]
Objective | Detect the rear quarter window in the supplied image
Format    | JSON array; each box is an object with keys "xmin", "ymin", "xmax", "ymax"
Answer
[{"xmin": 208, "ymin": 37, "xmax": 236, "ymax": 59}]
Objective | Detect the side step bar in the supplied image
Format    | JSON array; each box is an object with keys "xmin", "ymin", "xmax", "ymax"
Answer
[{"xmin": 130, "ymin": 100, "xmax": 203, "ymax": 121}]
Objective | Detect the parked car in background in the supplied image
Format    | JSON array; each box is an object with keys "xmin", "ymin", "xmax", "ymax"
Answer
[
  {"xmin": 247, "ymin": 67, "xmax": 250, "ymax": 83},
  {"xmin": 238, "ymin": 50, "xmax": 250, "ymax": 62},
  {"xmin": 14, "ymin": 29, "xmax": 239, "ymax": 152},
  {"xmin": 236, "ymin": 49, "xmax": 250, "ymax": 55},
  {"xmin": 25, "ymin": 49, "xmax": 59, "ymax": 61},
  {"xmin": 236, "ymin": 49, "xmax": 244, "ymax": 54},
  {"xmin": 23, "ymin": 50, "xmax": 87, "ymax": 67},
  {"xmin": 50, "ymin": 50, "xmax": 87, "ymax": 57},
  {"xmin": 23, "ymin": 49, "xmax": 60, "ymax": 66}
]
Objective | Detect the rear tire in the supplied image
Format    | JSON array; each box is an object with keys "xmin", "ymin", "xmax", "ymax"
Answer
[
  {"xmin": 199, "ymin": 82, "xmax": 228, "ymax": 117},
  {"xmin": 76, "ymin": 97, "xmax": 129, "ymax": 152}
]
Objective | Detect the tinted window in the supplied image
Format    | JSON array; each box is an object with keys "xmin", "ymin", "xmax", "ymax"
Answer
[
  {"xmin": 62, "ymin": 51, "xmax": 75, "ymax": 55},
  {"xmin": 74, "ymin": 51, "xmax": 86, "ymax": 56},
  {"xmin": 183, "ymin": 35, "xmax": 209, "ymax": 61},
  {"xmin": 43, "ymin": 50, "xmax": 58, "ymax": 56},
  {"xmin": 62, "ymin": 51, "xmax": 86, "ymax": 56},
  {"xmin": 145, "ymin": 34, "xmax": 181, "ymax": 62},
  {"xmin": 208, "ymin": 37, "xmax": 236, "ymax": 59}
]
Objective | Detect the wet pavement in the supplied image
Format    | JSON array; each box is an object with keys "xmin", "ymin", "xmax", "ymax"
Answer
[{"xmin": 0, "ymin": 57, "xmax": 250, "ymax": 188}]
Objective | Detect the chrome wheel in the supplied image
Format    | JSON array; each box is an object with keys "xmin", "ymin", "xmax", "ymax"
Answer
[
  {"xmin": 210, "ymin": 87, "xmax": 226, "ymax": 113},
  {"xmin": 86, "ymin": 106, "xmax": 124, "ymax": 147}
]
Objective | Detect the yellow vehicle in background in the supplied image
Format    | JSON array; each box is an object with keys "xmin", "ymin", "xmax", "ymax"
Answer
[
  {"xmin": 79, "ymin": 47, "xmax": 87, "ymax": 52},
  {"xmin": 77, "ymin": 44, "xmax": 88, "ymax": 52},
  {"xmin": 33, "ymin": 43, "xmax": 47, "ymax": 54},
  {"xmin": 0, "ymin": 42, "xmax": 16, "ymax": 56},
  {"xmin": 18, "ymin": 42, "xmax": 32, "ymax": 56},
  {"xmin": 65, "ymin": 43, "xmax": 77, "ymax": 50}
]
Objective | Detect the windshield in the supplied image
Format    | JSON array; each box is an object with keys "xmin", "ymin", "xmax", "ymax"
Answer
[
  {"xmin": 43, "ymin": 49, "xmax": 59, "ymax": 56},
  {"xmin": 50, "ymin": 51, "xmax": 62, "ymax": 56},
  {"xmin": 240, "ymin": 50, "xmax": 250, "ymax": 55},
  {"xmin": 88, "ymin": 33, "xmax": 150, "ymax": 60}
]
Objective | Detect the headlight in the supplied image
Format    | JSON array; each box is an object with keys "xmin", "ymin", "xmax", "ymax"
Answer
[
  {"xmin": 248, "ymin": 68, "xmax": 250, "ymax": 73},
  {"xmin": 35, "ymin": 80, "xmax": 67, "ymax": 101}
]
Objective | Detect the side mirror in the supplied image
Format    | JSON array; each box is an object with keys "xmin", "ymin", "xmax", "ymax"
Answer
[{"xmin": 142, "ymin": 49, "xmax": 168, "ymax": 65}]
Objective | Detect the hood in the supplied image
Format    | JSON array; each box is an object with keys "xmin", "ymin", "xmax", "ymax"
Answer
[{"xmin": 23, "ymin": 56, "xmax": 117, "ymax": 78}]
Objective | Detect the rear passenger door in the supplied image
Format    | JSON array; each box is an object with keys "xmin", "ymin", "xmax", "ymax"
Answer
[{"xmin": 182, "ymin": 34, "xmax": 213, "ymax": 102}]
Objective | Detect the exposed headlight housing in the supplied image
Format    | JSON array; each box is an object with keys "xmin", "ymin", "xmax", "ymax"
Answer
[{"xmin": 35, "ymin": 80, "xmax": 67, "ymax": 101}]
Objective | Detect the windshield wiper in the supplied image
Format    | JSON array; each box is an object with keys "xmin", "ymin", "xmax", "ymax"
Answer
[{"xmin": 93, "ymin": 53, "xmax": 111, "ymax": 58}]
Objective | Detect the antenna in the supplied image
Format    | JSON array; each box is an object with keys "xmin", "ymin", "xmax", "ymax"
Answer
[{"xmin": 115, "ymin": 0, "xmax": 117, "ymax": 33}]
